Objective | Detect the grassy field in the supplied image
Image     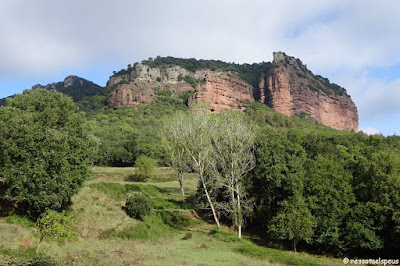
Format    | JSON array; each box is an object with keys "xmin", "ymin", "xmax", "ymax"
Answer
[{"xmin": 0, "ymin": 166, "xmax": 343, "ymax": 265}]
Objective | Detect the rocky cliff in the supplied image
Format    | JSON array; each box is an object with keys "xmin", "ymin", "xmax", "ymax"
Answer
[
  {"xmin": 189, "ymin": 73, "xmax": 254, "ymax": 112},
  {"xmin": 106, "ymin": 63, "xmax": 207, "ymax": 108},
  {"xmin": 258, "ymin": 52, "xmax": 358, "ymax": 132},
  {"xmin": 105, "ymin": 53, "xmax": 359, "ymax": 132}
]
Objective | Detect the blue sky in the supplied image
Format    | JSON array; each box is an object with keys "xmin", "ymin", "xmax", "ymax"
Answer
[{"xmin": 1, "ymin": 0, "xmax": 400, "ymax": 136}]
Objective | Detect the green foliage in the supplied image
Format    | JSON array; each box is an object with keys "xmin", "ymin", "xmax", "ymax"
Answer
[
  {"xmin": 0, "ymin": 89, "xmax": 96, "ymax": 216},
  {"xmin": 0, "ymin": 246, "xmax": 58, "ymax": 265},
  {"xmin": 251, "ymin": 126, "xmax": 306, "ymax": 224},
  {"xmin": 88, "ymin": 92, "xmax": 189, "ymax": 166},
  {"xmin": 36, "ymin": 209, "xmax": 76, "ymax": 253},
  {"xmin": 38, "ymin": 77, "xmax": 104, "ymax": 103},
  {"xmin": 124, "ymin": 192, "xmax": 153, "ymax": 220},
  {"xmin": 183, "ymin": 75, "xmax": 202, "ymax": 88},
  {"xmin": 154, "ymin": 87, "xmax": 173, "ymax": 97},
  {"xmin": 269, "ymin": 197, "xmax": 315, "ymax": 251},
  {"xmin": 4, "ymin": 214, "xmax": 35, "ymax": 228},
  {"xmin": 134, "ymin": 155, "xmax": 156, "ymax": 180}
]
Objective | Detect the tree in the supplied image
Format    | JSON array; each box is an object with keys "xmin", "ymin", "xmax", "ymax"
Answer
[
  {"xmin": 0, "ymin": 89, "xmax": 96, "ymax": 217},
  {"xmin": 177, "ymin": 105, "xmax": 221, "ymax": 228},
  {"xmin": 161, "ymin": 112, "xmax": 191, "ymax": 197},
  {"xmin": 304, "ymin": 155, "xmax": 355, "ymax": 251},
  {"xmin": 250, "ymin": 126, "xmax": 306, "ymax": 227},
  {"xmin": 36, "ymin": 209, "xmax": 75, "ymax": 253},
  {"xmin": 269, "ymin": 197, "xmax": 315, "ymax": 252},
  {"xmin": 134, "ymin": 155, "xmax": 156, "ymax": 180},
  {"xmin": 210, "ymin": 111, "xmax": 256, "ymax": 238}
]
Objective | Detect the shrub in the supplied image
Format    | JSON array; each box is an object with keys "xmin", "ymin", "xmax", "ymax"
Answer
[
  {"xmin": 36, "ymin": 210, "xmax": 76, "ymax": 253},
  {"xmin": 124, "ymin": 192, "xmax": 153, "ymax": 220},
  {"xmin": 134, "ymin": 155, "xmax": 156, "ymax": 181}
]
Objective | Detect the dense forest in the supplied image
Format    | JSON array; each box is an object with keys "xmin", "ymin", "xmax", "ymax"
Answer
[{"xmin": 1, "ymin": 58, "xmax": 399, "ymax": 263}]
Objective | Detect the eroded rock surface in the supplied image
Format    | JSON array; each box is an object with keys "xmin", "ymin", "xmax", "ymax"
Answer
[
  {"xmin": 189, "ymin": 73, "xmax": 254, "ymax": 112},
  {"xmin": 259, "ymin": 52, "xmax": 359, "ymax": 132}
]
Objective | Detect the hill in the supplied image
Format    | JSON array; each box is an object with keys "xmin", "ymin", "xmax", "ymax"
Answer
[{"xmin": 0, "ymin": 52, "xmax": 358, "ymax": 131}]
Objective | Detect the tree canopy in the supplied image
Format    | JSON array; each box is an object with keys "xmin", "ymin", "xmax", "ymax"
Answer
[{"xmin": 0, "ymin": 89, "xmax": 96, "ymax": 217}]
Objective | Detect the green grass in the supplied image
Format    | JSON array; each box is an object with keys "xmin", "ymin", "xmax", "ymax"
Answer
[
  {"xmin": 234, "ymin": 244, "xmax": 341, "ymax": 265},
  {"xmin": 100, "ymin": 214, "xmax": 174, "ymax": 240},
  {"xmin": 0, "ymin": 246, "xmax": 57, "ymax": 265},
  {"xmin": 4, "ymin": 214, "xmax": 36, "ymax": 228},
  {"xmin": 0, "ymin": 167, "xmax": 343, "ymax": 265}
]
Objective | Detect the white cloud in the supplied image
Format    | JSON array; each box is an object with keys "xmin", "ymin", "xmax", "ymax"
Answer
[
  {"xmin": 1, "ymin": 0, "xmax": 400, "ymax": 133},
  {"xmin": 360, "ymin": 127, "xmax": 381, "ymax": 135}
]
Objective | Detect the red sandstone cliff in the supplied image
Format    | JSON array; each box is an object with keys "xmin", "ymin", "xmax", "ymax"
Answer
[
  {"xmin": 189, "ymin": 73, "xmax": 254, "ymax": 112},
  {"xmin": 107, "ymin": 81, "xmax": 193, "ymax": 108},
  {"xmin": 259, "ymin": 52, "xmax": 359, "ymax": 132},
  {"xmin": 106, "ymin": 53, "xmax": 359, "ymax": 132}
]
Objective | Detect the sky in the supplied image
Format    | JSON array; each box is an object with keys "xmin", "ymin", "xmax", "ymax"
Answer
[{"xmin": 1, "ymin": 0, "xmax": 400, "ymax": 136}]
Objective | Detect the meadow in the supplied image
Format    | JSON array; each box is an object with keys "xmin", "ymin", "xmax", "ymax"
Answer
[{"xmin": 0, "ymin": 167, "xmax": 343, "ymax": 265}]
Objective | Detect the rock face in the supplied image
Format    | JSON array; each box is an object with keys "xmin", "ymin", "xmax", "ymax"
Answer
[
  {"xmin": 259, "ymin": 52, "xmax": 359, "ymax": 132},
  {"xmin": 106, "ymin": 63, "xmax": 210, "ymax": 108},
  {"xmin": 107, "ymin": 81, "xmax": 194, "ymax": 108},
  {"xmin": 189, "ymin": 73, "xmax": 254, "ymax": 112},
  {"xmin": 107, "ymin": 63, "xmax": 210, "ymax": 87},
  {"xmin": 106, "ymin": 53, "xmax": 359, "ymax": 132}
]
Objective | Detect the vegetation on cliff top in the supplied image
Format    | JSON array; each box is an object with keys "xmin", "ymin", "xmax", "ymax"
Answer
[{"xmin": 140, "ymin": 56, "xmax": 272, "ymax": 89}]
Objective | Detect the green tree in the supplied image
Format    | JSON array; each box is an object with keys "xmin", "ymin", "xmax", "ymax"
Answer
[
  {"xmin": 304, "ymin": 155, "xmax": 355, "ymax": 252},
  {"xmin": 251, "ymin": 126, "xmax": 306, "ymax": 225},
  {"xmin": 269, "ymin": 197, "xmax": 315, "ymax": 252},
  {"xmin": 36, "ymin": 209, "xmax": 75, "ymax": 253},
  {"xmin": 0, "ymin": 89, "xmax": 96, "ymax": 217},
  {"xmin": 134, "ymin": 155, "xmax": 156, "ymax": 180}
]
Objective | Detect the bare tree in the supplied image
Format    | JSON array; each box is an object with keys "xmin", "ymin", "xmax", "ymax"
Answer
[
  {"xmin": 161, "ymin": 106, "xmax": 221, "ymax": 228},
  {"xmin": 184, "ymin": 107, "xmax": 221, "ymax": 228},
  {"xmin": 161, "ymin": 112, "xmax": 191, "ymax": 197},
  {"xmin": 210, "ymin": 111, "xmax": 256, "ymax": 238}
]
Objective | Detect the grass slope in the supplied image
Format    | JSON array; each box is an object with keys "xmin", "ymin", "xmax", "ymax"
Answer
[{"xmin": 0, "ymin": 167, "xmax": 343, "ymax": 265}]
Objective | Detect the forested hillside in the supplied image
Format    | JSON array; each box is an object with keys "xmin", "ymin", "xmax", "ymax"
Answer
[{"xmin": 1, "ymin": 58, "xmax": 399, "ymax": 264}]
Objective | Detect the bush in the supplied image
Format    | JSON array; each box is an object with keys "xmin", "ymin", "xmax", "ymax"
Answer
[
  {"xmin": 124, "ymin": 192, "xmax": 153, "ymax": 220},
  {"xmin": 134, "ymin": 155, "xmax": 156, "ymax": 181}
]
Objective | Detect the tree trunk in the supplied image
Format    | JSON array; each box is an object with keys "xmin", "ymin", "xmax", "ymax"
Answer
[
  {"xmin": 200, "ymin": 174, "xmax": 220, "ymax": 229},
  {"xmin": 293, "ymin": 240, "xmax": 297, "ymax": 252},
  {"xmin": 236, "ymin": 183, "xmax": 242, "ymax": 238},
  {"xmin": 178, "ymin": 171, "xmax": 185, "ymax": 197},
  {"xmin": 36, "ymin": 237, "xmax": 43, "ymax": 254}
]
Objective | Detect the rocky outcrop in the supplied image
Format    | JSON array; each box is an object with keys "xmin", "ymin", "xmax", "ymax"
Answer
[
  {"xmin": 107, "ymin": 63, "xmax": 211, "ymax": 87},
  {"xmin": 107, "ymin": 81, "xmax": 194, "ymax": 108},
  {"xmin": 106, "ymin": 63, "xmax": 210, "ymax": 108},
  {"xmin": 189, "ymin": 73, "xmax": 254, "ymax": 112},
  {"xmin": 259, "ymin": 52, "xmax": 359, "ymax": 132},
  {"xmin": 106, "ymin": 53, "xmax": 359, "ymax": 132}
]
